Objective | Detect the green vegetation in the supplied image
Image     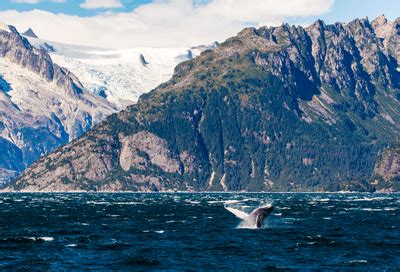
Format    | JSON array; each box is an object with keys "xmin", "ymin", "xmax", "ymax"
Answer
[
  {"xmin": 104, "ymin": 54, "xmax": 396, "ymax": 191},
  {"xmin": 11, "ymin": 19, "xmax": 400, "ymax": 192}
]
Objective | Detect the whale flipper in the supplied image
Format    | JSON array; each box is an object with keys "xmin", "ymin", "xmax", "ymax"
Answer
[{"xmin": 225, "ymin": 207, "xmax": 249, "ymax": 220}]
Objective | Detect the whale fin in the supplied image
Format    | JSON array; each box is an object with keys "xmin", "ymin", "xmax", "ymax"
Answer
[{"xmin": 225, "ymin": 207, "xmax": 249, "ymax": 220}]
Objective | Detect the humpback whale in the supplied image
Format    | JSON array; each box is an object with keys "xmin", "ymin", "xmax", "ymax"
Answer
[{"xmin": 226, "ymin": 204, "xmax": 274, "ymax": 228}]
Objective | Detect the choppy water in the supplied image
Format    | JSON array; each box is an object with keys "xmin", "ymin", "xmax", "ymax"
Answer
[{"xmin": 0, "ymin": 193, "xmax": 399, "ymax": 270}]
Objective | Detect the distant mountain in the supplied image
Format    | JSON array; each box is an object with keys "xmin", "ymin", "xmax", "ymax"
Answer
[
  {"xmin": 25, "ymin": 36, "xmax": 218, "ymax": 108},
  {"xmin": 7, "ymin": 16, "xmax": 400, "ymax": 192},
  {"xmin": 22, "ymin": 28, "xmax": 38, "ymax": 39},
  {"xmin": 0, "ymin": 22, "xmax": 116, "ymax": 186}
]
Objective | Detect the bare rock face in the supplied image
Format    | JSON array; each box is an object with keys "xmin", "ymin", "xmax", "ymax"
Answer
[
  {"xmin": 12, "ymin": 132, "xmax": 120, "ymax": 192},
  {"xmin": 13, "ymin": 128, "xmax": 186, "ymax": 192},
  {"xmin": 375, "ymin": 150, "xmax": 400, "ymax": 179},
  {"xmin": 0, "ymin": 23, "xmax": 116, "ymax": 186},
  {"xmin": 119, "ymin": 131, "xmax": 181, "ymax": 173},
  {"xmin": 179, "ymin": 151, "xmax": 196, "ymax": 175},
  {"xmin": 372, "ymin": 143, "xmax": 400, "ymax": 191},
  {"xmin": 371, "ymin": 15, "xmax": 400, "ymax": 63}
]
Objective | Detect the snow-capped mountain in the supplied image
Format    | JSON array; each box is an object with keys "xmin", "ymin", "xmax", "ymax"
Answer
[
  {"xmin": 0, "ymin": 23, "xmax": 116, "ymax": 185},
  {"xmin": 25, "ymin": 35, "xmax": 218, "ymax": 108},
  {"xmin": 0, "ymin": 23, "xmax": 216, "ymax": 185}
]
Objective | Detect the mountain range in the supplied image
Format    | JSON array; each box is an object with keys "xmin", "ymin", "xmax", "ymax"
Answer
[
  {"xmin": 0, "ymin": 23, "xmax": 215, "ymax": 186},
  {"xmin": 6, "ymin": 15, "xmax": 400, "ymax": 192},
  {"xmin": 0, "ymin": 23, "xmax": 117, "ymax": 186}
]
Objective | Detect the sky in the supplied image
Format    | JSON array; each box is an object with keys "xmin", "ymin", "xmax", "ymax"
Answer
[{"xmin": 0, "ymin": 0, "xmax": 398, "ymax": 48}]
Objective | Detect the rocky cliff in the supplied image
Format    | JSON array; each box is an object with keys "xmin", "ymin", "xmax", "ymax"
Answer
[
  {"xmin": 8, "ymin": 16, "xmax": 400, "ymax": 192},
  {"xmin": 371, "ymin": 141, "xmax": 400, "ymax": 192},
  {"xmin": 0, "ymin": 23, "xmax": 116, "ymax": 186}
]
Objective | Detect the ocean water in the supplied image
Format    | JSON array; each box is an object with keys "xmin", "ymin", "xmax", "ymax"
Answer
[{"xmin": 0, "ymin": 193, "xmax": 399, "ymax": 271}]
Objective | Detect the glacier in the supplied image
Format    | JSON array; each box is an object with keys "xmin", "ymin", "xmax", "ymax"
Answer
[{"xmin": 26, "ymin": 36, "xmax": 217, "ymax": 108}]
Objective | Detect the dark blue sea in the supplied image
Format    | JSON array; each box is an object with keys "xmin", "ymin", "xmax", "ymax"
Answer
[{"xmin": 0, "ymin": 193, "xmax": 399, "ymax": 271}]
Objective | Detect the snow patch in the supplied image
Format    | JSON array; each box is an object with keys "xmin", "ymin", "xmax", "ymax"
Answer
[
  {"xmin": 0, "ymin": 59, "xmax": 114, "ymax": 144},
  {"xmin": 25, "ymin": 36, "xmax": 216, "ymax": 108},
  {"xmin": 0, "ymin": 22, "xmax": 11, "ymax": 33}
]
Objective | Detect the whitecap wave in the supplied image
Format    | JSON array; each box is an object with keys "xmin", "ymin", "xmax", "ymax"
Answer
[
  {"xmin": 362, "ymin": 208, "xmax": 383, "ymax": 212},
  {"xmin": 384, "ymin": 207, "xmax": 396, "ymax": 211},
  {"xmin": 114, "ymin": 202, "xmax": 140, "ymax": 205},
  {"xmin": 86, "ymin": 201, "xmax": 109, "ymax": 205},
  {"xmin": 344, "ymin": 197, "xmax": 393, "ymax": 202},
  {"xmin": 185, "ymin": 200, "xmax": 201, "ymax": 204},
  {"xmin": 66, "ymin": 244, "xmax": 77, "ymax": 247},
  {"xmin": 223, "ymin": 200, "xmax": 241, "ymax": 205},
  {"xmin": 348, "ymin": 260, "xmax": 368, "ymax": 263},
  {"xmin": 40, "ymin": 237, "xmax": 54, "ymax": 242},
  {"xmin": 25, "ymin": 236, "xmax": 54, "ymax": 242}
]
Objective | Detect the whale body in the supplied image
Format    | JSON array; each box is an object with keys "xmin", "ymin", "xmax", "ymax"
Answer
[{"xmin": 226, "ymin": 204, "xmax": 274, "ymax": 228}]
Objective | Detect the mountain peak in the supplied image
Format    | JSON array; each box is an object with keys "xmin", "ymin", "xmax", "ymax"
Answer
[
  {"xmin": 22, "ymin": 28, "xmax": 38, "ymax": 39},
  {"xmin": 372, "ymin": 14, "xmax": 388, "ymax": 25},
  {"xmin": 0, "ymin": 22, "xmax": 11, "ymax": 33},
  {"xmin": 346, "ymin": 17, "xmax": 370, "ymax": 29},
  {"xmin": 310, "ymin": 19, "xmax": 326, "ymax": 29}
]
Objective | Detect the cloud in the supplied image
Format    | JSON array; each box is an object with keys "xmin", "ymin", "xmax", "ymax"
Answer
[
  {"xmin": 0, "ymin": 0, "xmax": 334, "ymax": 48},
  {"xmin": 202, "ymin": 0, "xmax": 334, "ymax": 23},
  {"xmin": 80, "ymin": 0, "xmax": 123, "ymax": 9}
]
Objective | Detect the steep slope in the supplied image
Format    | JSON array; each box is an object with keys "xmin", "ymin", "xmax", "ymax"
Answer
[
  {"xmin": 9, "ymin": 16, "xmax": 400, "ymax": 192},
  {"xmin": 371, "ymin": 141, "xmax": 400, "ymax": 192},
  {"xmin": 25, "ymin": 35, "xmax": 218, "ymax": 108},
  {"xmin": 0, "ymin": 23, "xmax": 116, "ymax": 186},
  {"xmin": 371, "ymin": 15, "xmax": 400, "ymax": 65}
]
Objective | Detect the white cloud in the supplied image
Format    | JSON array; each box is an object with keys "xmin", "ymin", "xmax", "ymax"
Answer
[
  {"xmin": 0, "ymin": 0, "xmax": 334, "ymax": 48},
  {"xmin": 80, "ymin": 0, "xmax": 123, "ymax": 9}
]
